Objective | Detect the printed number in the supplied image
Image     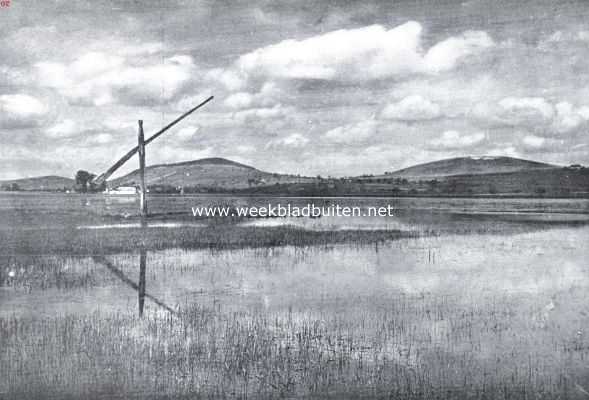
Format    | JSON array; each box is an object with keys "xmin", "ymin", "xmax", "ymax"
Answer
[{"xmin": 0, "ymin": 0, "xmax": 10, "ymax": 7}]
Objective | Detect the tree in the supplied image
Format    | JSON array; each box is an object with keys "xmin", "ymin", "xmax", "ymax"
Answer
[{"xmin": 74, "ymin": 170, "xmax": 96, "ymax": 192}]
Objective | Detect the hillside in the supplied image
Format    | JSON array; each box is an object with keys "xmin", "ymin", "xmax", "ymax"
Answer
[
  {"xmin": 110, "ymin": 157, "xmax": 313, "ymax": 191},
  {"xmin": 2, "ymin": 156, "xmax": 588, "ymax": 197},
  {"xmin": 378, "ymin": 156, "xmax": 557, "ymax": 179},
  {"xmin": 0, "ymin": 175, "xmax": 74, "ymax": 191}
]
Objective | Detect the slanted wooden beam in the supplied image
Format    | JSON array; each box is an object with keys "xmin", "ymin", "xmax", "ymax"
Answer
[{"xmin": 92, "ymin": 96, "xmax": 213, "ymax": 186}]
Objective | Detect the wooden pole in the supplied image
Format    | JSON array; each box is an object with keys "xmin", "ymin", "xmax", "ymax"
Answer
[{"xmin": 138, "ymin": 120, "xmax": 147, "ymax": 217}]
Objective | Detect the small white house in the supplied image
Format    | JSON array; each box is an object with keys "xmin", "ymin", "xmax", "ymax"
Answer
[{"xmin": 104, "ymin": 186, "xmax": 137, "ymax": 195}]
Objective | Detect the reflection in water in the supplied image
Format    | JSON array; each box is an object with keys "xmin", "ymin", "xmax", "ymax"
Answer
[
  {"xmin": 92, "ymin": 252, "xmax": 176, "ymax": 317},
  {"xmin": 139, "ymin": 250, "xmax": 146, "ymax": 316}
]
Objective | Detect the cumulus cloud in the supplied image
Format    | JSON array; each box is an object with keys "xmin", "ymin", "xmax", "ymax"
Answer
[
  {"xmin": 487, "ymin": 145, "xmax": 520, "ymax": 158},
  {"xmin": 553, "ymin": 102, "xmax": 589, "ymax": 133},
  {"xmin": 45, "ymin": 119, "xmax": 78, "ymax": 138},
  {"xmin": 224, "ymin": 92, "xmax": 254, "ymax": 109},
  {"xmin": 205, "ymin": 68, "xmax": 246, "ymax": 91},
  {"xmin": 429, "ymin": 130, "xmax": 486, "ymax": 150},
  {"xmin": 86, "ymin": 133, "xmax": 114, "ymax": 145},
  {"xmin": 472, "ymin": 97, "xmax": 589, "ymax": 134},
  {"xmin": 236, "ymin": 145, "xmax": 256, "ymax": 154},
  {"xmin": 521, "ymin": 135, "xmax": 566, "ymax": 152},
  {"xmin": 299, "ymin": 144, "xmax": 414, "ymax": 176},
  {"xmin": 323, "ymin": 120, "xmax": 378, "ymax": 144},
  {"xmin": 174, "ymin": 125, "xmax": 201, "ymax": 141},
  {"xmin": 265, "ymin": 133, "xmax": 310, "ymax": 149},
  {"xmin": 381, "ymin": 95, "xmax": 441, "ymax": 121},
  {"xmin": 499, "ymin": 97, "xmax": 554, "ymax": 121},
  {"xmin": 540, "ymin": 30, "xmax": 589, "ymax": 48},
  {"xmin": 150, "ymin": 145, "xmax": 215, "ymax": 165},
  {"xmin": 223, "ymin": 83, "xmax": 284, "ymax": 110},
  {"xmin": 423, "ymin": 31, "xmax": 494, "ymax": 72},
  {"xmin": 36, "ymin": 52, "xmax": 196, "ymax": 106},
  {"xmin": 522, "ymin": 135, "xmax": 545, "ymax": 148},
  {"xmin": 0, "ymin": 94, "xmax": 49, "ymax": 128},
  {"xmin": 232, "ymin": 105, "xmax": 293, "ymax": 122},
  {"xmin": 471, "ymin": 97, "xmax": 552, "ymax": 128},
  {"xmin": 224, "ymin": 21, "xmax": 493, "ymax": 84}
]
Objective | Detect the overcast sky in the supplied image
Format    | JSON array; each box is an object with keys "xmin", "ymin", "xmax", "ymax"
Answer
[{"xmin": 1, "ymin": 0, "xmax": 589, "ymax": 179}]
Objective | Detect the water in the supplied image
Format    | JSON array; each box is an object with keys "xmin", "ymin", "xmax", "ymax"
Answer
[
  {"xmin": 1, "ymin": 193, "xmax": 588, "ymax": 317},
  {"xmin": 1, "ymin": 193, "xmax": 589, "ymax": 398}
]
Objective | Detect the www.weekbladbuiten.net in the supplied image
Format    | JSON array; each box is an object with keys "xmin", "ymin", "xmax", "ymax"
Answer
[{"xmin": 191, "ymin": 203, "xmax": 395, "ymax": 218}]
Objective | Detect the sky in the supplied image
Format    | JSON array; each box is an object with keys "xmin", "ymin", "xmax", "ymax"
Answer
[{"xmin": 1, "ymin": 0, "xmax": 589, "ymax": 179}]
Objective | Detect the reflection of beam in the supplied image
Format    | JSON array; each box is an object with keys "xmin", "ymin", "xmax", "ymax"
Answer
[{"xmin": 92, "ymin": 255, "xmax": 177, "ymax": 316}]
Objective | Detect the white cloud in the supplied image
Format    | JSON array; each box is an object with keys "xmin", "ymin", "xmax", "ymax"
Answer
[
  {"xmin": 522, "ymin": 135, "xmax": 545, "ymax": 148},
  {"xmin": 472, "ymin": 97, "xmax": 554, "ymax": 128},
  {"xmin": 323, "ymin": 120, "xmax": 378, "ymax": 144},
  {"xmin": 487, "ymin": 145, "xmax": 520, "ymax": 158},
  {"xmin": 205, "ymin": 68, "xmax": 246, "ymax": 91},
  {"xmin": 473, "ymin": 97, "xmax": 589, "ymax": 135},
  {"xmin": 233, "ymin": 105, "xmax": 292, "ymax": 122},
  {"xmin": 231, "ymin": 21, "xmax": 493, "ymax": 83},
  {"xmin": 236, "ymin": 145, "xmax": 256, "ymax": 153},
  {"xmin": 36, "ymin": 52, "xmax": 196, "ymax": 106},
  {"xmin": 0, "ymin": 94, "xmax": 48, "ymax": 128},
  {"xmin": 175, "ymin": 125, "xmax": 201, "ymax": 141},
  {"xmin": 499, "ymin": 97, "xmax": 554, "ymax": 120},
  {"xmin": 429, "ymin": 130, "xmax": 486, "ymax": 150},
  {"xmin": 299, "ymin": 144, "xmax": 413, "ymax": 176},
  {"xmin": 46, "ymin": 119, "xmax": 78, "ymax": 138},
  {"xmin": 553, "ymin": 102, "xmax": 589, "ymax": 133},
  {"xmin": 150, "ymin": 145, "xmax": 215, "ymax": 165},
  {"xmin": 521, "ymin": 135, "xmax": 566, "ymax": 152},
  {"xmin": 423, "ymin": 31, "xmax": 494, "ymax": 72},
  {"xmin": 266, "ymin": 133, "xmax": 310, "ymax": 149},
  {"xmin": 381, "ymin": 95, "xmax": 441, "ymax": 121},
  {"xmin": 87, "ymin": 133, "xmax": 114, "ymax": 145},
  {"xmin": 223, "ymin": 82, "xmax": 284, "ymax": 110},
  {"xmin": 224, "ymin": 92, "xmax": 254, "ymax": 109},
  {"xmin": 540, "ymin": 30, "xmax": 589, "ymax": 47}
]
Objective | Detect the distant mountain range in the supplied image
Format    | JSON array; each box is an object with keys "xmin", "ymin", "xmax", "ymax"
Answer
[{"xmin": 1, "ymin": 156, "xmax": 588, "ymax": 197}]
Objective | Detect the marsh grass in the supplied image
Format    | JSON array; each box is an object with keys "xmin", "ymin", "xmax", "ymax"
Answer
[
  {"xmin": 2, "ymin": 233, "xmax": 589, "ymax": 399},
  {"xmin": 2, "ymin": 292, "xmax": 588, "ymax": 400}
]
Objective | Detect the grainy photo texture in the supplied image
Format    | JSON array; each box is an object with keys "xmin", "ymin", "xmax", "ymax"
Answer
[{"xmin": 1, "ymin": 0, "xmax": 589, "ymax": 399}]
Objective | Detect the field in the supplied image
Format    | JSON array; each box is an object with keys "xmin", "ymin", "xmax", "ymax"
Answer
[{"xmin": 1, "ymin": 193, "xmax": 589, "ymax": 399}]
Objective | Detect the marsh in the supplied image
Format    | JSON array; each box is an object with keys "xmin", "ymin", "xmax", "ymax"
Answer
[{"xmin": 1, "ymin": 193, "xmax": 589, "ymax": 399}]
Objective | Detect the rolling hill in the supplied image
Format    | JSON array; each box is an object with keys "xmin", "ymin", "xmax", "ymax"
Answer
[
  {"xmin": 345, "ymin": 156, "xmax": 588, "ymax": 197},
  {"xmin": 0, "ymin": 175, "xmax": 75, "ymax": 191},
  {"xmin": 110, "ymin": 157, "xmax": 313, "ymax": 190},
  {"xmin": 378, "ymin": 156, "xmax": 557, "ymax": 179}
]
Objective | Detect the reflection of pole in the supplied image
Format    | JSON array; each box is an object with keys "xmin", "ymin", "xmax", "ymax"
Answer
[
  {"xmin": 138, "ymin": 249, "xmax": 146, "ymax": 317},
  {"xmin": 138, "ymin": 120, "xmax": 147, "ymax": 217},
  {"xmin": 92, "ymin": 255, "xmax": 176, "ymax": 315}
]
